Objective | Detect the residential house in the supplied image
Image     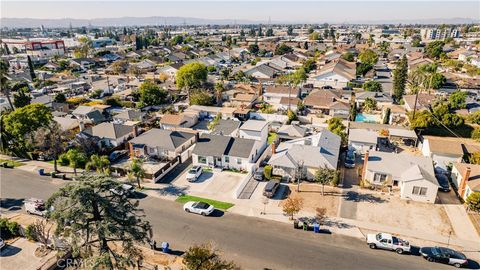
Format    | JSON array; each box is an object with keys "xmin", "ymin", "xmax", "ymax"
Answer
[
  {"xmin": 263, "ymin": 85, "xmax": 300, "ymax": 109},
  {"xmin": 210, "ymin": 119, "xmax": 242, "ymax": 137},
  {"xmin": 403, "ymin": 94, "xmax": 436, "ymax": 112},
  {"xmin": 128, "ymin": 128, "xmax": 197, "ymax": 161},
  {"xmin": 72, "ymin": 105, "xmax": 106, "ymax": 124},
  {"xmin": 348, "ymin": 129, "xmax": 379, "ymax": 154},
  {"xmin": 192, "ymin": 134, "xmax": 261, "ymax": 172},
  {"xmin": 451, "ymin": 163, "xmax": 480, "ymax": 200},
  {"xmin": 277, "ymin": 123, "xmax": 307, "ymax": 141},
  {"xmin": 362, "ymin": 151, "xmax": 439, "ymax": 203},
  {"xmin": 160, "ymin": 113, "xmax": 198, "ymax": 130},
  {"xmin": 303, "ymin": 89, "xmax": 350, "ymax": 118},
  {"xmin": 83, "ymin": 122, "xmax": 135, "ymax": 148},
  {"xmin": 268, "ymin": 129, "xmax": 341, "ymax": 181},
  {"xmin": 53, "ymin": 116, "xmax": 80, "ymax": 131},
  {"xmin": 311, "ymin": 59, "xmax": 356, "ymax": 88},
  {"xmin": 355, "ymin": 91, "xmax": 393, "ymax": 109},
  {"xmin": 113, "ymin": 109, "xmax": 146, "ymax": 124},
  {"xmin": 244, "ymin": 63, "xmax": 282, "ymax": 81}
]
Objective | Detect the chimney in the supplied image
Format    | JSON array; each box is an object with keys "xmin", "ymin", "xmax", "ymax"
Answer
[
  {"xmin": 132, "ymin": 125, "xmax": 138, "ymax": 137},
  {"xmin": 272, "ymin": 143, "xmax": 276, "ymax": 155},
  {"xmin": 129, "ymin": 142, "xmax": 135, "ymax": 159},
  {"xmin": 361, "ymin": 150, "xmax": 369, "ymax": 181},
  {"xmin": 459, "ymin": 166, "xmax": 471, "ymax": 199},
  {"xmin": 79, "ymin": 120, "xmax": 85, "ymax": 132}
]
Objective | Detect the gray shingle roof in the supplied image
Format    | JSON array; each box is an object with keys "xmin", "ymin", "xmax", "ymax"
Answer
[
  {"xmin": 85, "ymin": 122, "xmax": 132, "ymax": 140},
  {"xmin": 211, "ymin": 119, "xmax": 241, "ymax": 136},
  {"xmin": 129, "ymin": 128, "xmax": 195, "ymax": 151},
  {"xmin": 193, "ymin": 134, "xmax": 255, "ymax": 159}
]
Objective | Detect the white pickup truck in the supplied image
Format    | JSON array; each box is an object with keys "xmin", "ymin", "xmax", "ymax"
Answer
[
  {"xmin": 366, "ymin": 233, "xmax": 411, "ymax": 254},
  {"xmin": 25, "ymin": 198, "xmax": 48, "ymax": 217}
]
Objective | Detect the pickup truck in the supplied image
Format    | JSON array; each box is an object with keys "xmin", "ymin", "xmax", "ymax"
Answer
[
  {"xmin": 25, "ymin": 198, "xmax": 48, "ymax": 217},
  {"xmin": 366, "ymin": 233, "xmax": 411, "ymax": 254}
]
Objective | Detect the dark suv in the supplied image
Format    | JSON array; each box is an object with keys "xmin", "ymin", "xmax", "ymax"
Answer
[{"xmin": 263, "ymin": 180, "xmax": 280, "ymax": 198}]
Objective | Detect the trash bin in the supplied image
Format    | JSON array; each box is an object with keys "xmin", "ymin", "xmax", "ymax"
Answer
[
  {"xmin": 313, "ymin": 223, "xmax": 320, "ymax": 233},
  {"xmin": 38, "ymin": 169, "xmax": 45, "ymax": 175},
  {"xmin": 293, "ymin": 220, "xmax": 299, "ymax": 229},
  {"xmin": 161, "ymin": 242, "xmax": 169, "ymax": 253},
  {"xmin": 303, "ymin": 223, "xmax": 307, "ymax": 231}
]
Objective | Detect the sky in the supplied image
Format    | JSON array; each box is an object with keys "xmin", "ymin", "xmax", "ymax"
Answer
[{"xmin": 1, "ymin": 1, "xmax": 479, "ymax": 23}]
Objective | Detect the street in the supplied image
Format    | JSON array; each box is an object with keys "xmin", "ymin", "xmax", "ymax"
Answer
[{"xmin": 0, "ymin": 168, "xmax": 459, "ymax": 270}]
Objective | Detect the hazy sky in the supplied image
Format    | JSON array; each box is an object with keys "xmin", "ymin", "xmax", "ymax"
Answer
[{"xmin": 1, "ymin": 1, "xmax": 479, "ymax": 23}]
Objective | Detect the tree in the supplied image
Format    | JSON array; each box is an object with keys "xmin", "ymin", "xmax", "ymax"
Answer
[
  {"xmin": 358, "ymin": 49, "xmax": 378, "ymax": 66},
  {"xmin": 363, "ymin": 97, "xmax": 377, "ymax": 112},
  {"xmin": 46, "ymin": 175, "xmax": 151, "ymax": 269},
  {"xmin": 138, "ymin": 80, "xmax": 167, "ymax": 106},
  {"xmin": 65, "ymin": 148, "xmax": 87, "ymax": 175},
  {"xmin": 183, "ymin": 243, "xmax": 239, "ymax": 270},
  {"xmin": 341, "ymin": 52, "xmax": 355, "ymax": 62},
  {"xmin": 425, "ymin": 40, "xmax": 445, "ymax": 59},
  {"xmin": 466, "ymin": 192, "xmax": 480, "ymax": 213},
  {"xmin": 27, "ymin": 220, "xmax": 53, "ymax": 248},
  {"xmin": 13, "ymin": 87, "xmax": 31, "ymax": 108},
  {"xmin": 309, "ymin": 32, "xmax": 320, "ymax": 41},
  {"xmin": 53, "ymin": 93, "xmax": 67, "ymax": 103},
  {"xmin": 356, "ymin": 62, "xmax": 373, "ymax": 76},
  {"xmin": 266, "ymin": 28, "xmax": 274, "ymax": 37},
  {"xmin": 110, "ymin": 60, "xmax": 128, "ymax": 74},
  {"xmin": 383, "ymin": 108, "xmax": 391, "ymax": 124},
  {"xmin": 448, "ymin": 90, "xmax": 467, "ymax": 109},
  {"xmin": 315, "ymin": 207, "xmax": 327, "ymax": 225},
  {"xmin": 275, "ymin": 43, "xmax": 293, "ymax": 55},
  {"xmin": 286, "ymin": 109, "xmax": 297, "ymax": 124},
  {"xmin": 471, "ymin": 128, "xmax": 480, "ymax": 142},
  {"xmin": 214, "ymin": 82, "xmax": 224, "ymax": 106},
  {"xmin": 0, "ymin": 59, "xmax": 14, "ymax": 110},
  {"xmin": 314, "ymin": 166, "xmax": 337, "ymax": 195},
  {"xmin": 32, "ymin": 122, "xmax": 66, "ymax": 172},
  {"xmin": 190, "ymin": 90, "xmax": 213, "ymax": 106},
  {"xmin": 27, "ymin": 55, "xmax": 36, "ymax": 80},
  {"xmin": 85, "ymin": 154, "xmax": 110, "ymax": 174},
  {"xmin": 327, "ymin": 117, "xmax": 346, "ymax": 144},
  {"xmin": 248, "ymin": 43, "xmax": 259, "ymax": 55},
  {"xmin": 264, "ymin": 165, "xmax": 273, "ymax": 180},
  {"xmin": 362, "ymin": 81, "xmax": 382, "ymax": 92},
  {"xmin": 176, "ymin": 62, "xmax": 208, "ymax": 100},
  {"xmin": 287, "ymin": 25, "xmax": 294, "ymax": 35},
  {"xmin": 130, "ymin": 158, "xmax": 145, "ymax": 188},
  {"xmin": 429, "ymin": 73, "xmax": 446, "ymax": 89},
  {"xmin": 282, "ymin": 196, "xmax": 304, "ymax": 220},
  {"xmin": 393, "ymin": 55, "xmax": 408, "ymax": 102},
  {"xmin": 469, "ymin": 111, "xmax": 480, "ymax": 125},
  {"xmin": 74, "ymin": 37, "xmax": 91, "ymax": 58},
  {"xmin": 408, "ymin": 110, "xmax": 433, "ymax": 129},
  {"xmin": 3, "ymin": 103, "xmax": 52, "ymax": 142}
]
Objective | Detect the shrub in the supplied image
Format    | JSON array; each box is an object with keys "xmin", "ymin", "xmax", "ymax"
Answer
[
  {"xmin": 7, "ymin": 221, "xmax": 20, "ymax": 236},
  {"xmin": 0, "ymin": 218, "xmax": 20, "ymax": 239},
  {"xmin": 25, "ymin": 224, "xmax": 37, "ymax": 241},
  {"xmin": 58, "ymin": 153, "xmax": 69, "ymax": 166},
  {"xmin": 264, "ymin": 165, "xmax": 273, "ymax": 180},
  {"xmin": 331, "ymin": 171, "xmax": 340, "ymax": 187}
]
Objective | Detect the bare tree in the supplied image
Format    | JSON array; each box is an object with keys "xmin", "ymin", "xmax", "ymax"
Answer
[
  {"xmin": 31, "ymin": 122, "xmax": 66, "ymax": 172},
  {"xmin": 315, "ymin": 207, "xmax": 327, "ymax": 225},
  {"xmin": 30, "ymin": 220, "xmax": 53, "ymax": 248}
]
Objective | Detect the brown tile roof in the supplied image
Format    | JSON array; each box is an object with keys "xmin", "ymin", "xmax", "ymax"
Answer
[
  {"xmin": 160, "ymin": 114, "xmax": 186, "ymax": 126},
  {"xmin": 424, "ymin": 136, "xmax": 480, "ymax": 156},
  {"xmin": 403, "ymin": 94, "xmax": 436, "ymax": 111},
  {"xmin": 315, "ymin": 59, "xmax": 356, "ymax": 80},
  {"xmin": 265, "ymin": 85, "xmax": 299, "ymax": 95},
  {"xmin": 304, "ymin": 89, "xmax": 341, "ymax": 109},
  {"xmin": 453, "ymin": 163, "xmax": 480, "ymax": 192}
]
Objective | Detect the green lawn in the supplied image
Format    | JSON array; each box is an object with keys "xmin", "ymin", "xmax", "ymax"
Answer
[
  {"xmin": 268, "ymin": 132, "xmax": 277, "ymax": 144},
  {"xmin": 0, "ymin": 159, "xmax": 25, "ymax": 167},
  {"xmin": 176, "ymin": 195, "xmax": 234, "ymax": 210}
]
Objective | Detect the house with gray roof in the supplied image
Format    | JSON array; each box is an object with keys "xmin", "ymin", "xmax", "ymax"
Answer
[
  {"xmin": 210, "ymin": 119, "xmax": 241, "ymax": 137},
  {"xmin": 128, "ymin": 128, "xmax": 197, "ymax": 161},
  {"xmin": 83, "ymin": 122, "xmax": 134, "ymax": 148},
  {"xmin": 348, "ymin": 129, "xmax": 379, "ymax": 154},
  {"xmin": 362, "ymin": 151, "xmax": 439, "ymax": 203},
  {"xmin": 113, "ymin": 109, "xmax": 146, "ymax": 124},
  {"xmin": 268, "ymin": 129, "xmax": 341, "ymax": 181},
  {"xmin": 72, "ymin": 105, "xmax": 106, "ymax": 124},
  {"xmin": 192, "ymin": 134, "xmax": 261, "ymax": 172},
  {"xmin": 277, "ymin": 124, "xmax": 306, "ymax": 141}
]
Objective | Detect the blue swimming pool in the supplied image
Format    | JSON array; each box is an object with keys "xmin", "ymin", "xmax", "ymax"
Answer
[{"xmin": 355, "ymin": 113, "xmax": 379, "ymax": 123}]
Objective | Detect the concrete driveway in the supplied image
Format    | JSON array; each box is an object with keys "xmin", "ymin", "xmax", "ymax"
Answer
[{"xmin": 0, "ymin": 238, "xmax": 57, "ymax": 270}]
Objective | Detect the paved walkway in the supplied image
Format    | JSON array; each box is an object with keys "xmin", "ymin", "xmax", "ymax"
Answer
[
  {"xmin": 0, "ymin": 154, "xmax": 81, "ymax": 175},
  {"xmin": 443, "ymin": 204, "xmax": 480, "ymax": 242}
]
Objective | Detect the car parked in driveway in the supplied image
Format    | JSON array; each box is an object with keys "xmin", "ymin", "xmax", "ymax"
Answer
[
  {"xmin": 366, "ymin": 233, "xmax": 411, "ymax": 254},
  {"xmin": 0, "ymin": 238, "xmax": 4, "ymax": 250},
  {"xmin": 420, "ymin": 246, "xmax": 468, "ymax": 268},
  {"xmin": 253, "ymin": 167, "xmax": 264, "ymax": 181},
  {"xmin": 183, "ymin": 201, "xmax": 215, "ymax": 216},
  {"xmin": 344, "ymin": 149, "xmax": 356, "ymax": 168},
  {"xmin": 435, "ymin": 174, "xmax": 451, "ymax": 192},
  {"xmin": 186, "ymin": 166, "xmax": 203, "ymax": 182},
  {"xmin": 263, "ymin": 180, "xmax": 280, "ymax": 198}
]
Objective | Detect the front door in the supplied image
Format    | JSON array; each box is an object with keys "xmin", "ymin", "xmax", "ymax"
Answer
[{"xmin": 214, "ymin": 157, "xmax": 222, "ymax": 167}]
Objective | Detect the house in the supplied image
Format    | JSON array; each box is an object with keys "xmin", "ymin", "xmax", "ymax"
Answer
[
  {"xmin": 403, "ymin": 94, "xmax": 436, "ymax": 112},
  {"xmin": 72, "ymin": 105, "xmax": 106, "ymax": 124},
  {"xmin": 362, "ymin": 151, "xmax": 439, "ymax": 203},
  {"xmin": 451, "ymin": 163, "xmax": 480, "ymax": 200},
  {"xmin": 268, "ymin": 129, "xmax": 341, "ymax": 181},
  {"xmin": 348, "ymin": 129, "xmax": 379, "ymax": 154},
  {"xmin": 192, "ymin": 134, "xmax": 261, "ymax": 172},
  {"xmin": 210, "ymin": 119, "xmax": 241, "ymax": 137},
  {"xmin": 70, "ymin": 58, "xmax": 96, "ymax": 71},
  {"xmin": 53, "ymin": 116, "xmax": 80, "ymax": 131},
  {"xmin": 311, "ymin": 59, "xmax": 356, "ymax": 88},
  {"xmin": 421, "ymin": 136, "xmax": 480, "ymax": 172},
  {"xmin": 244, "ymin": 63, "xmax": 282, "ymax": 80},
  {"xmin": 113, "ymin": 110, "xmax": 146, "ymax": 124},
  {"xmin": 303, "ymin": 89, "xmax": 350, "ymax": 118},
  {"xmin": 355, "ymin": 91, "xmax": 393, "ymax": 108},
  {"xmin": 160, "ymin": 113, "xmax": 198, "ymax": 130},
  {"xmin": 277, "ymin": 124, "xmax": 307, "ymax": 141},
  {"xmin": 83, "ymin": 122, "xmax": 135, "ymax": 148},
  {"xmin": 263, "ymin": 85, "xmax": 299, "ymax": 109},
  {"xmin": 128, "ymin": 128, "xmax": 197, "ymax": 161},
  {"xmin": 238, "ymin": 119, "xmax": 268, "ymax": 146}
]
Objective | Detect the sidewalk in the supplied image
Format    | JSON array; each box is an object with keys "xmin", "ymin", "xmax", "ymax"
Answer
[{"xmin": 0, "ymin": 154, "xmax": 82, "ymax": 175}]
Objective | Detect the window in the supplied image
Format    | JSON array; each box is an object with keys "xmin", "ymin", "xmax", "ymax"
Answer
[
  {"xmin": 198, "ymin": 156, "xmax": 207, "ymax": 164},
  {"xmin": 237, "ymin": 158, "xmax": 242, "ymax": 165},
  {"xmin": 412, "ymin": 186, "xmax": 428, "ymax": 196},
  {"xmin": 224, "ymin": 156, "xmax": 229, "ymax": 163},
  {"xmin": 373, "ymin": 173, "xmax": 387, "ymax": 183}
]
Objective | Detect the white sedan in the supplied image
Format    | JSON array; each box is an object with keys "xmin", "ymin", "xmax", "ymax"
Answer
[{"xmin": 183, "ymin": 201, "xmax": 215, "ymax": 216}]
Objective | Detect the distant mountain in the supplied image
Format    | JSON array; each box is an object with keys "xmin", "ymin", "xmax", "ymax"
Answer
[{"xmin": 1, "ymin": 16, "xmax": 478, "ymax": 28}]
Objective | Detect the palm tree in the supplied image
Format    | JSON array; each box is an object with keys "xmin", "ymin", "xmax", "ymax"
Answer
[
  {"xmin": 130, "ymin": 158, "xmax": 145, "ymax": 188},
  {"xmin": 214, "ymin": 82, "xmax": 224, "ymax": 106},
  {"xmin": 85, "ymin": 154, "xmax": 110, "ymax": 174},
  {"xmin": 408, "ymin": 68, "xmax": 428, "ymax": 120}
]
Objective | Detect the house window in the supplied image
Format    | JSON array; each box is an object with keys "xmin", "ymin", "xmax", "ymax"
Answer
[
  {"xmin": 237, "ymin": 158, "xmax": 242, "ymax": 165},
  {"xmin": 225, "ymin": 156, "xmax": 230, "ymax": 163},
  {"xmin": 198, "ymin": 156, "xmax": 207, "ymax": 164},
  {"xmin": 373, "ymin": 173, "xmax": 387, "ymax": 183},
  {"xmin": 412, "ymin": 186, "xmax": 428, "ymax": 196}
]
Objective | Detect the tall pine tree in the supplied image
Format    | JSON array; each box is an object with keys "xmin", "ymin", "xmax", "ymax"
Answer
[
  {"xmin": 393, "ymin": 55, "xmax": 408, "ymax": 103},
  {"xmin": 27, "ymin": 55, "xmax": 36, "ymax": 80}
]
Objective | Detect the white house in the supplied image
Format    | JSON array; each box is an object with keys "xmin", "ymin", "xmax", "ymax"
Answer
[
  {"xmin": 263, "ymin": 85, "xmax": 300, "ymax": 109},
  {"xmin": 451, "ymin": 163, "xmax": 480, "ymax": 201},
  {"xmin": 310, "ymin": 59, "xmax": 356, "ymax": 88},
  {"xmin": 238, "ymin": 119, "xmax": 268, "ymax": 151},
  {"xmin": 420, "ymin": 136, "xmax": 477, "ymax": 172},
  {"xmin": 348, "ymin": 129, "xmax": 379, "ymax": 154}
]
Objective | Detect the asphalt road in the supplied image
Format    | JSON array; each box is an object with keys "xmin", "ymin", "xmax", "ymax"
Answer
[{"xmin": 0, "ymin": 168, "xmax": 463, "ymax": 270}]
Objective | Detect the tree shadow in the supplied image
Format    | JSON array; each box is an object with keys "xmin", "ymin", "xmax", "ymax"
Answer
[
  {"xmin": 156, "ymin": 185, "xmax": 189, "ymax": 197},
  {"xmin": 343, "ymin": 191, "xmax": 386, "ymax": 203},
  {"xmin": 322, "ymin": 219, "xmax": 355, "ymax": 229},
  {"xmin": 0, "ymin": 198, "xmax": 25, "ymax": 211},
  {"xmin": 0, "ymin": 245, "xmax": 22, "ymax": 257}
]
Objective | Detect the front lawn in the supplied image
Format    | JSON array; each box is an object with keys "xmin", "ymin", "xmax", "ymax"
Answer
[
  {"xmin": 0, "ymin": 159, "xmax": 25, "ymax": 167},
  {"xmin": 176, "ymin": 195, "xmax": 234, "ymax": 210}
]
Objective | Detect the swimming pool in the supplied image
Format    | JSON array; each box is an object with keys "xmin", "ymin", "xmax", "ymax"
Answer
[{"xmin": 355, "ymin": 113, "xmax": 380, "ymax": 123}]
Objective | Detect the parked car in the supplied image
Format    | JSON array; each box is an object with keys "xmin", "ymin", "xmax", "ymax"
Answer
[
  {"xmin": 186, "ymin": 166, "xmax": 203, "ymax": 182},
  {"xmin": 183, "ymin": 201, "xmax": 215, "ymax": 216},
  {"xmin": 254, "ymin": 167, "xmax": 264, "ymax": 181},
  {"xmin": 0, "ymin": 238, "xmax": 4, "ymax": 250},
  {"xmin": 109, "ymin": 150, "xmax": 128, "ymax": 162},
  {"xmin": 263, "ymin": 180, "xmax": 280, "ymax": 198},
  {"xmin": 435, "ymin": 174, "xmax": 451, "ymax": 192},
  {"xmin": 420, "ymin": 247, "xmax": 468, "ymax": 268},
  {"xmin": 344, "ymin": 150, "xmax": 356, "ymax": 168},
  {"xmin": 25, "ymin": 198, "xmax": 48, "ymax": 217},
  {"xmin": 110, "ymin": 184, "xmax": 135, "ymax": 197},
  {"xmin": 366, "ymin": 233, "xmax": 411, "ymax": 254}
]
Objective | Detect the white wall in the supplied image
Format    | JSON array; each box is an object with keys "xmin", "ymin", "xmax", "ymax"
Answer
[{"xmin": 400, "ymin": 180, "xmax": 438, "ymax": 203}]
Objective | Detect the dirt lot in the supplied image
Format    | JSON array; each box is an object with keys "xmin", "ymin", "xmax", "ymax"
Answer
[
  {"xmin": 288, "ymin": 183, "xmax": 341, "ymax": 217},
  {"xmin": 354, "ymin": 190, "xmax": 454, "ymax": 236}
]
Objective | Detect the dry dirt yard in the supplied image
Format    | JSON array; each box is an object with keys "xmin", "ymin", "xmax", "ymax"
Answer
[
  {"xmin": 287, "ymin": 183, "xmax": 341, "ymax": 217},
  {"xmin": 354, "ymin": 189, "xmax": 453, "ymax": 236}
]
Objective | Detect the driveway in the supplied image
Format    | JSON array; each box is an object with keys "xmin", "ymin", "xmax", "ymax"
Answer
[{"xmin": 0, "ymin": 238, "xmax": 57, "ymax": 270}]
